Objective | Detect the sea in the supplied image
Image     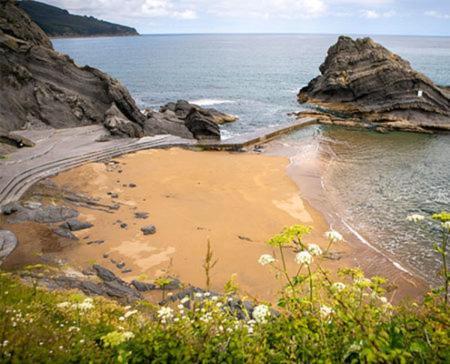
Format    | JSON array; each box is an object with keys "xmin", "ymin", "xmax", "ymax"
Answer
[{"xmin": 53, "ymin": 34, "xmax": 450, "ymax": 284}]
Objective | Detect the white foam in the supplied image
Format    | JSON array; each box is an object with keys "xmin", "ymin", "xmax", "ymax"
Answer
[
  {"xmin": 189, "ymin": 99, "xmax": 235, "ymax": 106},
  {"xmin": 341, "ymin": 218, "xmax": 413, "ymax": 276}
]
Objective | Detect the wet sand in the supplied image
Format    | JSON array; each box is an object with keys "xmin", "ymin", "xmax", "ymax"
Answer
[{"xmin": 3, "ymin": 147, "xmax": 428, "ymax": 302}]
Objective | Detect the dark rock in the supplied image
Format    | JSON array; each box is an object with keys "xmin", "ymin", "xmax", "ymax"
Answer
[
  {"xmin": 122, "ymin": 269, "xmax": 132, "ymax": 274},
  {"xmin": 1, "ymin": 201, "xmax": 23, "ymax": 215},
  {"xmin": 80, "ymin": 280, "xmax": 105, "ymax": 296},
  {"xmin": 92, "ymin": 264, "xmax": 119, "ymax": 282},
  {"xmin": 184, "ymin": 108, "xmax": 221, "ymax": 140},
  {"xmin": 103, "ymin": 280, "xmax": 142, "ymax": 301},
  {"xmin": 60, "ymin": 219, "xmax": 93, "ymax": 231},
  {"xmin": 0, "ymin": 132, "xmax": 35, "ymax": 148},
  {"xmin": 144, "ymin": 100, "xmax": 228, "ymax": 140},
  {"xmin": 131, "ymin": 280, "xmax": 157, "ymax": 292},
  {"xmin": 53, "ymin": 227, "xmax": 78, "ymax": 240},
  {"xmin": 0, "ymin": 1, "xmax": 145, "ymax": 137},
  {"xmin": 0, "ymin": 230, "xmax": 17, "ymax": 265},
  {"xmin": 103, "ymin": 104, "xmax": 143, "ymax": 138},
  {"xmin": 160, "ymin": 100, "xmax": 237, "ymax": 124},
  {"xmin": 164, "ymin": 277, "xmax": 181, "ymax": 290},
  {"xmin": 134, "ymin": 212, "xmax": 149, "ymax": 219},
  {"xmin": 7, "ymin": 204, "xmax": 79, "ymax": 224},
  {"xmin": 87, "ymin": 240, "xmax": 104, "ymax": 245},
  {"xmin": 116, "ymin": 262, "xmax": 125, "ymax": 269},
  {"xmin": 128, "ymin": 183, "xmax": 137, "ymax": 188},
  {"xmin": 120, "ymin": 223, "xmax": 127, "ymax": 229},
  {"xmin": 298, "ymin": 36, "xmax": 450, "ymax": 132},
  {"xmin": 110, "ymin": 193, "xmax": 119, "ymax": 198},
  {"xmin": 141, "ymin": 225, "xmax": 156, "ymax": 235},
  {"xmin": 103, "ymin": 253, "xmax": 109, "ymax": 259}
]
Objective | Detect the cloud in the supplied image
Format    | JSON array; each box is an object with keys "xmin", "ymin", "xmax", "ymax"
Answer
[
  {"xmin": 42, "ymin": 0, "xmax": 197, "ymax": 20},
  {"xmin": 40, "ymin": 0, "xmax": 404, "ymax": 22},
  {"xmin": 361, "ymin": 9, "xmax": 396, "ymax": 19},
  {"xmin": 203, "ymin": 0, "xmax": 327, "ymax": 19},
  {"xmin": 425, "ymin": 10, "xmax": 450, "ymax": 20}
]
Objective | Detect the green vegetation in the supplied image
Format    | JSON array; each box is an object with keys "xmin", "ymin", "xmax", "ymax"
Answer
[
  {"xmin": 0, "ymin": 213, "xmax": 449, "ymax": 363},
  {"xmin": 18, "ymin": 1, "xmax": 138, "ymax": 38}
]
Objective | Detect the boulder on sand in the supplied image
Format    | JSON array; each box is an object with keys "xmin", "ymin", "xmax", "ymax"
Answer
[
  {"xmin": 298, "ymin": 36, "xmax": 450, "ymax": 132},
  {"xmin": 0, "ymin": 230, "xmax": 17, "ymax": 265}
]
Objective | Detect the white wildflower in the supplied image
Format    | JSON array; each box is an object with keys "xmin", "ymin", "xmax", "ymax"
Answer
[
  {"xmin": 79, "ymin": 339, "xmax": 85, "ymax": 344},
  {"xmin": 295, "ymin": 251, "xmax": 312, "ymax": 265},
  {"xmin": 320, "ymin": 305, "xmax": 334, "ymax": 318},
  {"xmin": 122, "ymin": 331, "xmax": 135, "ymax": 340},
  {"xmin": 379, "ymin": 297, "xmax": 388, "ymax": 304},
  {"xmin": 252, "ymin": 304, "xmax": 271, "ymax": 324},
  {"xmin": 119, "ymin": 316, "xmax": 125, "ymax": 321},
  {"xmin": 308, "ymin": 244, "xmax": 323, "ymax": 256},
  {"xmin": 77, "ymin": 299, "xmax": 94, "ymax": 311},
  {"xmin": 442, "ymin": 221, "xmax": 450, "ymax": 232},
  {"xmin": 194, "ymin": 292, "xmax": 203, "ymax": 298},
  {"xmin": 180, "ymin": 296, "xmax": 190, "ymax": 304},
  {"xmin": 325, "ymin": 230, "xmax": 343, "ymax": 243},
  {"xmin": 258, "ymin": 254, "xmax": 275, "ymax": 266},
  {"xmin": 406, "ymin": 214, "xmax": 425, "ymax": 223},
  {"xmin": 2, "ymin": 340, "xmax": 8, "ymax": 347},
  {"xmin": 157, "ymin": 306, "xmax": 174, "ymax": 321},
  {"xmin": 177, "ymin": 304, "xmax": 184, "ymax": 310},
  {"xmin": 332, "ymin": 282, "xmax": 346, "ymax": 292},
  {"xmin": 57, "ymin": 302, "xmax": 71, "ymax": 309},
  {"xmin": 124, "ymin": 310, "xmax": 138, "ymax": 318},
  {"xmin": 204, "ymin": 292, "xmax": 211, "ymax": 297},
  {"xmin": 211, "ymin": 296, "xmax": 219, "ymax": 301}
]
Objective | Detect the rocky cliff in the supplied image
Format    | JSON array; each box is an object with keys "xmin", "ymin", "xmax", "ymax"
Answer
[
  {"xmin": 0, "ymin": 1, "xmax": 230, "ymax": 142},
  {"xmin": 0, "ymin": 0, "xmax": 145, "ymax": 137},
  {"xmin": 298, "ymin": 36, "xmax": 450, "ymax": 132}
]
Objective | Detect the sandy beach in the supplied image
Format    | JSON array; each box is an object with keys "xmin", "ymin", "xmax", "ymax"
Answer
[{"xmin": 2, "ymin": 147, "xmax": 428, "ymax": 303}]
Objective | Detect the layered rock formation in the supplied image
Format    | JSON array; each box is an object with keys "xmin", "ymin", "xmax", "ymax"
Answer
[
  {"xmin": 298, "ymin": 36, "xmax": 450, "ymax": 132},
  {"xmin": 0, "ymin": 2, "xmax": 234, "ymax": 143},
  {"xmin": 0, "ymin": 0, "xmax": 145, "ymax": 137},
  {"xmin": 144, "ymin": 100, "xmax": 237, "ymax": 140}
]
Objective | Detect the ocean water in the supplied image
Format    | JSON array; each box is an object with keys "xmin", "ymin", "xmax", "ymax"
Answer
[{"xmin": 53, "ymin": 34, "xmax": 450, "ymax": 283}]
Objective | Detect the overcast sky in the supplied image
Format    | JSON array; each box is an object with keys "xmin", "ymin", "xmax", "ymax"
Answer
[{"xmin": 39, "ymin": 0, "xmax": 450, "ymax": 36}]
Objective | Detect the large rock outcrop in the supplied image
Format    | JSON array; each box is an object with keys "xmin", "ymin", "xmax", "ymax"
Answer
[
  {"xmin": 298, "ymin": 36, "xmax": 450, "ymax": 132},
  {"xmin": 144, "ymin": 100, "xmax": 236, "ymax": 140},
  {"xmin": 0, "ymin": 0, "xmax": 145, "ymax": 137}
]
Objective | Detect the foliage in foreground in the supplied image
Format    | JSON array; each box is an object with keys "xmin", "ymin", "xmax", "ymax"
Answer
[{"xmin": 0, "ymin": 213, "xmax": 449, "ymax": 363}]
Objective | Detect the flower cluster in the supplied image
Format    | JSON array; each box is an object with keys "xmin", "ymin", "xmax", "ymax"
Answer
[
  {"xmin": 252, "ymin": 304, "xmax": 271, "ymax": 324},
  {"xmin": 325, "ymin": 230, "xmax": 343, "ymax": 243},
  {"xmin": 406, "ymin": 214, "xmax": 425, "ymax": 223}
]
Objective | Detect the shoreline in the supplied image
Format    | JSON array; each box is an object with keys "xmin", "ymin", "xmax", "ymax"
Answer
[
  {"xmin": 264, "ymin": 136, "xmax": 429, "ymax": 300},
  {"xmin": 1, "ymin": 147, "xmax": 428, "ymax": 303}
]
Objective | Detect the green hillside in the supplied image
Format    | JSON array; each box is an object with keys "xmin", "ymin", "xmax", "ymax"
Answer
[{"xmin": 18, "ymin": 0, "xmax": 139, "ymax": 37}]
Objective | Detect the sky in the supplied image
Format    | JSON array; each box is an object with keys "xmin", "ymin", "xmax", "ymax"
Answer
[{"xmin": 38, "ymin": 0, "xmax": 450, "ymax": 36}]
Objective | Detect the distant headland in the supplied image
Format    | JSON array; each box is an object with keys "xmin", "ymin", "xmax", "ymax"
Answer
[{"xmin": 18, "ymin": 0, "xmax": 139, "ymax": 38}]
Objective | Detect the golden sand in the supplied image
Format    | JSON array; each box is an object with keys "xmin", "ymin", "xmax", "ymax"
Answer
[{"xmin": 3, "ymin": 147, "xmax": 427, "ymax": 302}]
